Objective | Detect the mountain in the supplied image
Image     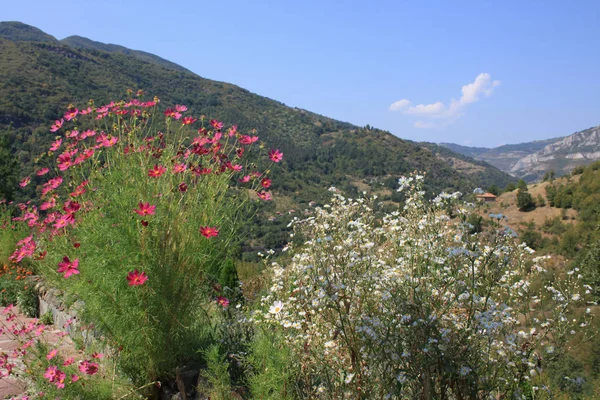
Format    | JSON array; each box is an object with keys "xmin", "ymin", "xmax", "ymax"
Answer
[
  {"xmin": 0, "ymin": 21, "xmax": 514, "ymax": 208},
  {"xmin": 60, "ymin": 35, "xmax": 191, "ymax": 73},
  {"xmin": 441, "ymin": 126, "xmax": 600, "ymax": 182},
  {"xmin": 0, "ymin": 21, "xmax": 56, "ymax": 43},
  {"xmin": 509, "ymin": 125, "xmax": 600, "ymax": 181}
]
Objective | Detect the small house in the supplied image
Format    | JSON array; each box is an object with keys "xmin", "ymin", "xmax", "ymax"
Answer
[{"xmin": 476, "ymin": 192, "xmax": 497, "ymax": 202}]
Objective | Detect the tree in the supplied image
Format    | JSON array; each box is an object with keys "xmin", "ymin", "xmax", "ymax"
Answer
[
  {"xmin": 517, "ymin": 189, "xmax": 536, "ymax": 211},
  {"xmin": 536, "ymin": 194, "xmax": 546, "ymax": 207},
  {"xmin": 543, "ymin": 170, "xmax": 556, "ymax": 182},
  {"xmin": 517, "ymin": 179, "xmax": 527, "ymax": 191},
  {"xmin": 504, "ymin": 183, "xmax": 516, "ymax": 192}
]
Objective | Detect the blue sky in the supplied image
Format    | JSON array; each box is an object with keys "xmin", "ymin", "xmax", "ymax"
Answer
[{"xmin": 3, "ymin": 0, "xmax": 599, "ymax": 147}]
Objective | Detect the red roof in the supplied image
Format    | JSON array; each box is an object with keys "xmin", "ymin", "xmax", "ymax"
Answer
[{"xmin": 476, "ymin": 192, "xmax": 497, "ymax": 198}]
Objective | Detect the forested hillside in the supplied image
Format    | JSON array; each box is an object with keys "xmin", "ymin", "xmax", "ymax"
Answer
[{"xmin": 0, "ymin": 22, "xmax": 514, "ymax": 206}]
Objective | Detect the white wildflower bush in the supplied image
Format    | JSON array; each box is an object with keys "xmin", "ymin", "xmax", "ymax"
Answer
[{"xmin": 254, "ymin": 175, "xmax": 594, "ymax": 399}]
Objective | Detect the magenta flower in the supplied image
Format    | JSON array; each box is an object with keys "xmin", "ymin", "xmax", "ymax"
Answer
[
  {"xmin": 49, "ymin": 119, "xmax": 64, "ymax": 133},
  {"xmin": 63, "ymin": 108, "xmax": 79, "ymax": 121},
  {"xmin": 257, "ymin": 190, "xmax": 272, "ymax": 201},
  {"xmin": 239, "ymin": 135, "xmax": 259, "ymax": 145},
  {"xmin": 19, "ymin": 177, "xmax": 30, "ymax": 188},
  {"xmin": 79, "ymin": 360, "xmax": 99, "ymax": 375},
  {"xmin": 49, "ymin": 138, "xmax": 62, "ymax": 152},
  {"xmin": 127, "ymin": 270, "xmax": 148, "ymax": 286},
  {"xmin": 173, "ymin": 163, "xmax": 187, "ymax": 173},
  {"xmin": 148, "ymin": 164, "xmax": 166, "ymax": 178},
  {"xmin": 133, "ymin": 202, "xmax": 156, "ymax": 216},
  {"xmin": 217, "ymin": 296, "xmax": 230, "ymax": 308},
  {"xmin": 268, "ymin": 149, "xmax": 283, "ymax": 163},
  {"xmin": 261, "ymin": 178, "xmax": 272, "ymax": 188},
  {"xmin": 200, "ymin": 226, "xmax": 219, "ymax": 238},
  {"xmin": 182, "ymin": 116, "xmax": 197, "ymax": 125},
  {"xmin": 46, "ymin": 349, "xmax": 58, "ymax": 360},
  {"xmin": 57, "ymin": 256, "xmax": 79, "ymax": 278}
]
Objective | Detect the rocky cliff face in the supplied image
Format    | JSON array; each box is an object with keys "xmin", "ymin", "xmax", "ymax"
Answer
[
  {"xmin": 510, "ymin": 126, "xmax": 600, "ymax": 181},
  {"xmin": 442, "ymin": 126, "xmax": 600, "ymax": 182}
]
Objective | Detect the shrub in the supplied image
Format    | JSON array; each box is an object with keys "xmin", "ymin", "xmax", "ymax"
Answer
[
  {"xmin": 517, "ymin": 189, "xmax": 536, "ymax": 211},
  {"xmin": 10, "ymin": 96, "xmax": 281, "ymax": 390},
  {"xmin": 255, "ymin": 175, "xmax": 592, "ymax": 399}
]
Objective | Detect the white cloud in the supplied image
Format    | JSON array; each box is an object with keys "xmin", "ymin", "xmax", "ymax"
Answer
[
  {"xmin": 388, "ymin": 73, "xmax": 500, "ymax": 126},
  {"xmin": 389, "ymin": 99, "xmax": 411, "ymax": 111},
  {"xmin": 459, "ymin": 73, "xmax": 500, "ymax": 105},
  {"xmin": 405, "ymin": 102, "xmax": 445, "ymax": 116}
]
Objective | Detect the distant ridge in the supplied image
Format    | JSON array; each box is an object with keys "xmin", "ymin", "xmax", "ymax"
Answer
[
  {"xmin": 0, "ymin": 21, "xmax": 57, "ymax": 43},
  {"xmin": 60, "ymin": 35, "xmax": 191, "ymax": 73},
  {"xmin": 441, "ymin": 126, "xmax": 600, "ymax": 182}
]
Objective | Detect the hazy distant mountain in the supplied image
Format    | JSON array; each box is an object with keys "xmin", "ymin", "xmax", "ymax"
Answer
[
  {"xmin": 441, "ymin": 138, "xmax": 561, "ymax": 173},
  {"xmin": 509, "ymin": 125, "xmax": 600, "ymax": 181},
  {"xmin": 441, "ymin": 126, "xmax": 600, "ymax": 182}
]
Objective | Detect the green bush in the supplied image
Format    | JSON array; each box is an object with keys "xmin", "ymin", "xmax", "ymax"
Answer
[{"xmin": 517, "ymin": 189, "xmax": 536, "ymax": 211}]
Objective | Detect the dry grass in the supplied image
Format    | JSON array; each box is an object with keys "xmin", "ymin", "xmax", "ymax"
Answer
[{"xmin": 479, "ymin": 178, "xmax": 578, "ymax": 228}]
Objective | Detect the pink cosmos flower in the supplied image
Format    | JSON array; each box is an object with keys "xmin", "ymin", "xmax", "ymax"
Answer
[
  {"xmin": 268, "ymin": 149, "xmax": 283, "ymax": 163},
  {"xmin": 239, "ymin": 175, "xmax": 250, "ymax": 183},
  {"xmin": 79, "ymin": 360, "xmax": 99, "ymax": 375},
  {"xmin": 127, "ymin": 270, "xmax": 148, "ymax": 286},
  {"xmin": 36, "ymin": 167, "xmax": 50, "ymax": 176},
  {"xmin": 63, "ymin": 357, "xmax": 74, "ymax": 366},
  {"xmin": 182, "ymin": 116, "xmax": 197, "ymax": 125},
  {"xmin": 44, "ymin": 365, "xmax": 58, "ymax": 381},
  {"xmin": 46, "ymin": 349, "xmax": 58, "ymax": 360},
  {"xmin": 63, "ymin": 200, "xmax": 81, "ymax": 214},
  {"xmin": 175, "ymin": 104, "xmax": 188, "ymax": 112},
  {"xmin": 71, "ymin": 374, "xmax": 79, "ymax": 383},
  {"xmin": 64, "ymin": 108, "xmax": 78, "ymax": 121},
  {"xmin": 49, "ymin": 119, "xmax": 64, "ymax": 133},
  {"xmin": 173, "ymin": 163, "xmax": 187, "ymax": 173},
  {"xmin": 228, "ymin": 125, "xmax": 238, "ymax": 137},
  {"xmin": 57, "ymin": 256, "xmax": 79, "ymax": 278},
  {"xmin": 49, "ymin": 138, "xmax": 62, "ymax": 152},
  {"xmin": 257, "ymin": 191, "xmax": 272, "ymax": 201},
  {"xmin": 261, "ymin": 178, "xmax": 272, "ymax": 188},
  {"xmin": 200, "ymin": 226, "xmax": 219, "ymax": 238},
  {"xmin": 53, "ymin": 213, "xmax": 75, "ymax": 229},
  {"xmin": 80, "ymin": 129, "xmax": 96, "ymax": 139},
  {"xmin": 54, "ymin": 370, "xmax": 66, "ymax": 389},
  {"xmin": 57, "ymin": 153, "xmax": 73, "ymax": 171},
  {"xmin": 210, "ymin": 119, "xmax": 223, "ymax": 130},
  {"xmin": 239, "ymin": 135, "xmax": 259, "ymax": 145},
  {"xmin": 216, "ymin": 296, "xmax": 229, "ymax": 308},
  {"xmin": 70, "ymin": 180, "xmax": 88, "ymax": 198},
  {"xmin": 19, "ymin": 177, "xmax": 30, "ymax": 188},
  {"xmin": 148, "ymin": 164, "xmax": 166, "ymax": 178},
  {"xmin": 66, "ymin": 130, "xmax": 79, "ymax": 139},
  {"xmin": 40, "ymin": 198, "xmax": 56, "ymax": 211},
  {"xmin": 163, "ymin": 108, "xmax": 182, "ymax": 120},
  {"xmin": 133, "ymin": 202, "xmax": 156, "ymax": 216}
]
